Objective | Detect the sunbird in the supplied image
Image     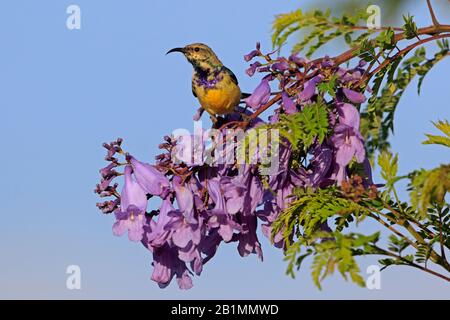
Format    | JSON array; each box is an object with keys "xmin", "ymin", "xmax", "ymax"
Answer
[{"xmin": 167, "ymin": 43, "xmax": 247, "ymax": 123}]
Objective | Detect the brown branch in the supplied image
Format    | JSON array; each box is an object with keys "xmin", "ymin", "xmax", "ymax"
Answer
[
  {"xmin": 248, "ymin": 28, "xmax": 450, "ymax": 124},
  {"xmin": 333, "ymin": 24, "xmax": 450, "ymax": 65},
  {"xmin": 370, "ymin": 245, "xmax": 450, "ymax": 282},
  {"xmin": 329, "ymin": 23, "xmax": 403, "ymax": 32},
  {"xmin": 368, "ymin": 212, "xmax": 418, "ymax": 249},
  {"xmin": 363, "ymin": 33, "xmax": 450, "ymax": 83},
  {"xmin": 382, "ymin": 200, "xmax": 450, "ymax": 272},
  {"xmin": 427, "ymin": 0, "xmax": 441, "ymax": 27}
]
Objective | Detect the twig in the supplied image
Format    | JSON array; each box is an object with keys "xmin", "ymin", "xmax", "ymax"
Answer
[
  {"xmin": 364, "ymin": 33, "xmax": 450, "ymax": 83},
  {"xmin": 333, "ymin": 24, "xmax": 450, "ymax": 65},
  {"xmin": 368, "ymin": 212, "xmax": 418, "ymax": 249},
  {"xmin": 370, "ymin": 245, "xmax": 450, "ymax": 282},
  {"xmin": 427, "ymin": 0, "xmax": 441, "ymax": 28}
]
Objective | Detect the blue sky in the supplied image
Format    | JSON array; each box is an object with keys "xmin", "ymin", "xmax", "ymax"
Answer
[{"xmin": 0, "ymin": 0, "xmax": 449, "ymax": 299}]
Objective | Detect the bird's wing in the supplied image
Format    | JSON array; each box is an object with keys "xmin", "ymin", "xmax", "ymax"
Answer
[
  {"xmin": 220, "ymin": 66, "xmax": 250, "ymax": 99},
  {"xmin": 191, "ymin": 79, "xmax": 197, "ymax": 97},
  {"xmin": 221, "ymin": 66, "xmax": 239, "ymax": 85}
]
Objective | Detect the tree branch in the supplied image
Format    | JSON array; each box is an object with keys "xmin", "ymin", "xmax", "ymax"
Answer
[
  {"xmin": 370, "ymin": 245, "xmax": 450, "ymax": 282},
  {"xmin": 333, "ymin": 24, "xmax": 450, "ymax": 65},
  {"xmin": 427, "ymin": 0, "xmax": 441, "ymax": 27}
]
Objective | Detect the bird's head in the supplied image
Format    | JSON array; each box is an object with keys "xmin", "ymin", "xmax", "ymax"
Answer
[{"xmin": 167, "ymin": 43, "xmax": 223, "ymax": 71}]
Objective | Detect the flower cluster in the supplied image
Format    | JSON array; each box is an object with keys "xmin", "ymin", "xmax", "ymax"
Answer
[{"xmin": 95, "ymin": 43, "xmax": 374, "ymax": 289}]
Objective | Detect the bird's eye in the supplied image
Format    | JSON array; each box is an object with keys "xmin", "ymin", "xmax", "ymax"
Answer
[{"xmin": 194, "ymin": 47, "xmax": 200, "ymax": 52}]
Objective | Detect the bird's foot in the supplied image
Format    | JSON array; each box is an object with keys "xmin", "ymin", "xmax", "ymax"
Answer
[
  {"xmin": 211, "ymin": 115, "xmax": 228, "ymax": 129},
  {"xmin": 239, "ymin": 112, "xmax": 252, "ymax": 124}
]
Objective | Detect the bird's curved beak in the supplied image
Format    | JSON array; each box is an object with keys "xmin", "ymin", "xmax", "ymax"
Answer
[{"xmin": 166, "ymin": 47, "xmax": 185, "ymax": 55}]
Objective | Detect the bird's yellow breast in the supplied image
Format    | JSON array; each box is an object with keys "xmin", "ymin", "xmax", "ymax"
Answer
[{"xmin": 195, "ymin": 76, "xmax": 241, "ymax": 115}]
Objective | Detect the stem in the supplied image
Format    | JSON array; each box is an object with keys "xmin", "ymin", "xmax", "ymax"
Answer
[
  {"xmin": 379, "ymin": 203, "xmax": 435, "ymax": 239},
  {"xmin": 368, "ymin": 212, "xmax": 417, "ymax": 249},
  {"xmin": 248, "ymin": 29, "xmax": 450, "ymax": 124},
  {"xmin": 382, "ymin": 201, "xmax": 450, "ymax": 272},
  {"xmin": 370, "ymin": 245, "xmax": 450, "ymax": 282},
  {"xmin": 333, "ymin": 24, "xmax": 450, "ymax": 65},
  {"xmin": 329, "ymin": 23, "xmax": 403, "ymax": 32},
  {"xmin": 426, "ymin": 0, "xmax": 440, "ymax": 27},
  {"xmin": 392, "ymin": 186, "xmax": 405, "ymax": 215},
  {"xmin": 364, "ymin": 33, "xmax": 450, "ymax": 83}
]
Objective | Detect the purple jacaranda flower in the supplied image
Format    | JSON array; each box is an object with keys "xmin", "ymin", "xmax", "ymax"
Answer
[
  {"xmin": 328, "ymin": 110, "xmax": 337, "ymax": 127},
  {"xmin": 333, "ymin": 124, "xmax": 365, "ymax": 166},
  {"xmin": 112, "ymin": 166, "xmax": 148, "ymax": 242},
  {"xmin": 102, "ymin": 138, "xmax": 123, "ymax": 161},
  {"xmin": 272, "ymin": 60, "xmax": 290, "ymax": 72},
  {"xmin": 220, "ymin": 176, "xmax": 245, "ymax": 215},
  {"xmin": 246, "ymin": 61, "xmax": 262, "ymax": 77},
  {"xmin": 223, "ymin": 165, "xmax": 264, "ymax": 216},
  {"xmin": 269, "ymin": 112, "xmax": 280, "ymax": 124},
  {"xmin": 207, "ymin": 179, "xmax": 241, "ymax": 241},
  {"xmin": 96, "ymin": 198, "xmax": 120, "ymax": 214},
  {"xmin": 177, "ymin": 241, "xmax": 202, "ymax": 266},
  {"xmin": 243, "ymin": 171, "xmax": 265, "ymax": 215},
  {"xmin": 306, "ymin": 143, "xmax": 333, "ymax": 188},
  {"xmin": 244, "ymin": 77, "xmax": 271, "ymax": 110},
  {"xmin": 281, "ymin": 92, "xmax": 297, "ymax": 114},
  {"xmin": 143, "ymin": 198, "xmax": 176, "ymax": 248},
  {"xmin": 244, "ymin": 50, "xmax": 260, "ymax": 62},
  {"xmin": 267, "ymin": 145, "xmax": 291, "ymax": 190},
  {"xmin": 172, "ymin": 176, "xmax": 195, "ymax": 220},
  {"xmin": 129, "ymin": 156, "xmax": 170, "ymax": 197},
  {"xmin": 207, "ymin": 178, "xmax": 226, "ymax": 211},
  {"xmin": 151, "ymin": 246, "xmax": 173, "ymax": 287},
  {"xmin": 199, "ymin": 229, "xmax": 222, "ymax": 265},
  {"xmin": 257, "ymin": 66, "xmax": 271, "ymax": 73},
  {"xmin": 177, "ymin": 270, "xmax": 194, "ymax": 290},
  {"xmin": 244, "ymin": 42, "xmax": 261, "ymax": 61},
  {"xmin": 233, "ymin": 214, "xmax": 263, "ymax": 260},
  {"xmin": 95, "ymin": 177, "xmax": 118, "ymax": 197},
  {"xmin": 165, "ymin": 211, "xmax": 201, "ymax": 251},
  {"xmin": 189, "ymin": 249, "xmax": 203, "ymax": 275},
  {"xmin": 172, "ymin": 131, "xmax": 206, "ymax": 166},
  {"xmin": 299, "ymin": 75, "xmax": 322, "ymax": 101},
  {"xmin": 338, "ymin": 102, "xmax": 362, "ymax": 131},
  {"xmin": 151, "ymin": 244, "xmax": 193, "ymax": 290},
  {"xmin": 207, "ymin": 210, "xmax": 240, "ymax": 242},
  {"xmin": 99, "ymin": 163, "xmax": 119, "ymax": 180},
  {"xmin": 336, "ymin": 68, "xmax": 347, "ymax": 79},
  {"xmin": 289, "ymin": 54, "xmax": 309, "ymax": 66},
  {"xmin": 257, "ymin": 202, "xmax": 287, "ymax": 249},
  {"xmin": 342, "ymin": 88, "xmax": 366, "ymax": 104},
  {"xmin": 350, "ymin": 71, "xmax": 363, "ymax": 81},
  {"xmin": 331, "ymin": 104, "xmax": 365, "ymax": 184},
  {"xmin": 320, "ymin": 55, "xmax": 334, "ymax": 68}
]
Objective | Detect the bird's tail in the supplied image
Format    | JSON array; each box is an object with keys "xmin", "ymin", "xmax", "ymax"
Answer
[{"xmin": 240, "ymin": 92, "xmax": 251, "ymax": 99}]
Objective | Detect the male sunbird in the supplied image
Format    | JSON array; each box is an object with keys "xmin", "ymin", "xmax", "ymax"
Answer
[{"xmin": 167, "ymin": 43, "xmax": 247, "ymax": 123}]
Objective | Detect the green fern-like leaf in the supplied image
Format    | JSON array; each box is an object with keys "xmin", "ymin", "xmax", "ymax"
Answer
[{"xmin": 423, "ymin": 119, "xmax": 450, "ymax": 148}]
